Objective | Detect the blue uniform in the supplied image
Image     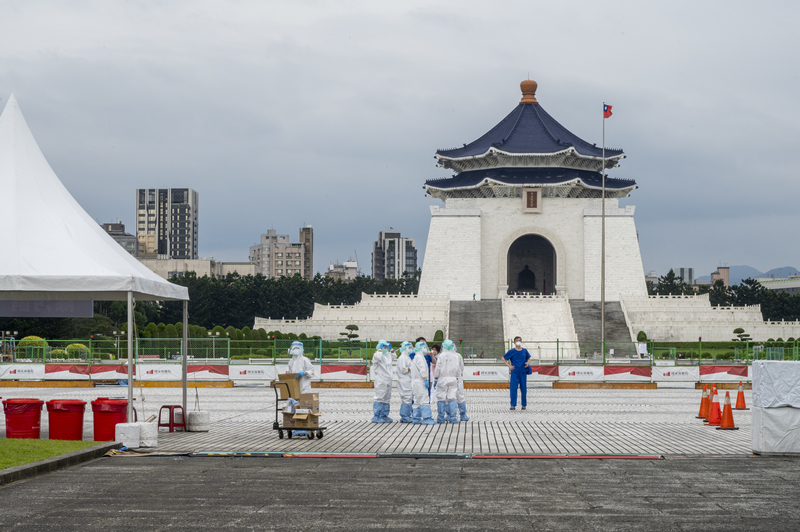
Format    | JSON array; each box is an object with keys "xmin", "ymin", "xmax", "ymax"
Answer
[{"xmin": 503, "ymin": 348, "xmax": 531, "ymax": 407}]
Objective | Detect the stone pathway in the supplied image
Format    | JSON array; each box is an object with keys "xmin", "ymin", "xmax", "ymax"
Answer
[{"xmin": 0, "ymin": 384, "xmax": 753, "ymax": 456}]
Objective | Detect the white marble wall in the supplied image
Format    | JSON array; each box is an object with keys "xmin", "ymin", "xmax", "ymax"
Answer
[
  {"xmin": 418, "ymin": 196, "xmax": 648, "ymax": 302},
  {"xmin": 253, "ymin": 293, "xmax": 450, "ymax": 340},
  {"xmin": 417, "ymin": 206, "xmax": 482, "ymax": 300},
  {"xmin": 622, "ymin": 295, "xmax": 800, "ymax": 342}
]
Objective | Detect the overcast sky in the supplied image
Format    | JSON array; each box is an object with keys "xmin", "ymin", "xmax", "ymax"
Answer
[{"xmin": 2, "ymin": 1, "xmax": 799, "ymax": 278}]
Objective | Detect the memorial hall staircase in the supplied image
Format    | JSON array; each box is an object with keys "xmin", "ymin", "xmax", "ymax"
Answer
[
  {"xmin": 448, "ymin": 300, "xmax": 506, "ymax": 359},
  {"xmin": 569, "ymin": 300, "xmax": 634, "ymax": 356}
]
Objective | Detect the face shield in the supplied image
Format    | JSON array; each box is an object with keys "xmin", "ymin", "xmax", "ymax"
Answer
[
  {"xmin": 289, "ymin": 341, "xmax": 304, "ymax": 356},
  {"xmin": 377, "ymin": 340, "xmax": 392, "ymax": 353},
  {"xmin": 443, "ymin": 339, "xmax": 455, "ymax": 351}
]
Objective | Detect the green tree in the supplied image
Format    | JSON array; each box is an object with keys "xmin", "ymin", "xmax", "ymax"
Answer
[
  {"xmin": 655, "ymin": 269, "xmax": 694, "ymax": 295},
  {"xmin": 733, "ymin": 328, "xmax": 751, "ymax": 342}
]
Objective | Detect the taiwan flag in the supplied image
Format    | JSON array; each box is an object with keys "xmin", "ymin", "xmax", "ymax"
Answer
[{"xmin": 603, "ymin": 104, "xmax": 613, "ymax": 118}]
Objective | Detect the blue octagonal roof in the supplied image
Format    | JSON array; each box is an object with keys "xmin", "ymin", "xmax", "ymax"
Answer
[
  {"xmin": 425, "ymin": 167, "xmax": 636, "ymax": 192},
  {"xmin": 436, "ymin": 102, "xmax": 622, "ymax": 160}
]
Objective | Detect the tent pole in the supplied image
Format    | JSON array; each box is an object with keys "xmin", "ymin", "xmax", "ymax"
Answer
[
  {"xmin": 182, "ymin": 300, "xmax": 188, "ymax": 416},
  {"xmin": 127, "ymin": 291, "xmax": 133, "ymax": 422}
]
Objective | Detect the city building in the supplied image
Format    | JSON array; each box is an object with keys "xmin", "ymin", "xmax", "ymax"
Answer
[
  {"xmin": 677, "ymin": 267, "xmax": 694, "ymax": 285},
  {"xmin": 135, "ymin": 188, "xmax": 199, "ymax": 260},
  {"xmin": 756, "ymin": 275, "xmax": 800, "ymax": 295},
  {"xmin": 325, "ymin": 260, "xmax": 359, "ymax": 281},
  {"xmin": 139, "ymin": 258, "xmax": 255, "ymax": 280},
  {"xmin": 372, "ymin": 230, "xmax": 417, "ymax": 281},
  {"xmin": 248, "ymin": 226, "xmax": 314, "ymax": 279},
  {"xmin": 710, "ymin": 266, "xmax": 730, "ymax": 287},
  {"xmin": 101, "ymin": 222, "xmax": 138, "ymax": 257},
  {"xmin": 645, "ymin": 270, "xmax": 659, "ymax": 285}
]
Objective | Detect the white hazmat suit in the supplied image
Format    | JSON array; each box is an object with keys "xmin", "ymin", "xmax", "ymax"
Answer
[
  {"xmin": 371, "ymin": 340, "xmax": 396, "ymax": 423},
  {"xmin": 411, "ymin": 341, "xmax": 435, "ymax": 425},
  {"xmin": 287, "ymin": 341, "xmax": 315, "ymax": 394},
  {"xmin": 396, "ymin": 341, "xmax": 414, "ymax": 423},
  {"xmin": 434, "ymin": 340, "xmax": 461, "ymax": 423},
  {"xmin": 286, "ymin": 341, "xmax": 315, "ymax": 437}
]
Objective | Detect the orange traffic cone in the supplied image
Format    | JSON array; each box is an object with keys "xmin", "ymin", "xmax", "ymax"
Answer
[
  {"xmin": 703, "ymin": 385, "xmax": 716, "ymax": 422},
  {"xmin": 707, "ymin": 389, "xmax": 722, "ymax": 426},
  {"xmin": 734, "ymin": 381, "xmax": 749, "ymax": 410},
  {"xmin": 696, "ymin": 385, "xmax": 708, "ymax": 419},
  {"xmin": 717, "ymin": 391, "xmax": 739, "ymax": 430}
]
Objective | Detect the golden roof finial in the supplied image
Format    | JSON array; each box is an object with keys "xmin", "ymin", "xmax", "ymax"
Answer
[{"xmin": 520, "ymin": 79, "xmax": 538, "ymax": 104}]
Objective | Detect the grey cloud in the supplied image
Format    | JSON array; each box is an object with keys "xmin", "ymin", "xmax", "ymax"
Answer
[{"xmin": 1, "ymin": 0, "xmax": 798, "ymax": 279}]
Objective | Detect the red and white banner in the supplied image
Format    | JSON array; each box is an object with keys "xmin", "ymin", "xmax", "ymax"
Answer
[
  {"xmin": 136, "ymin": 364, "xmax": 182, "ymax": 380},
  {"xmin": 0, "ymin": 364, "xmax": 45, "ymax": 379},
  {"xmin": 604, "ymin": 366, "xmax": 651, "ymax": 382},
  {"xmin": 91, "ymin": 364, "xmax": 133, "ymax": 380},
  {"xmin": 230, "ymin": 365, "xmax": 277, "ymax": 381},
  {"xmin": 652, "ymin": 366, "xmax": 700, "ymax": 381},
  {"xmin": 700, "ymin": 365, "xmax": 750, "ymax": 382},
  {"xmin": 528, "ymin": 366, "xmax": 560, "ymax": 381},
  {"xmin": 44, "ymin": 364, "xmax": 91, "ymax": 380},
  {"xmin": 463, "ymin": 366, "xmax": 510, "ymax": 381},
  {"xmin": 320, "ymin": 364, "xmax": 368, "ymax": 381},
  {"xmin": 559, "ymin": 366, "xmax": 604, "ymax": 381},
  {"xmin": 187, "ymin": 364, "xmax": 229, "ymax": 380}
]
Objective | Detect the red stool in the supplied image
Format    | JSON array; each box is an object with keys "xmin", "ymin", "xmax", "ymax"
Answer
[{"xmin": 158, "ymin": 405, "xmax": 187, "ymax": 433}]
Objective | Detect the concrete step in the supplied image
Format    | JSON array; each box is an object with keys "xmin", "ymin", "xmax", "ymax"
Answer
[
  {"xmin": 448, "ymin": 300, "xmax": 505, "ymax": 357},
  {"xmin": 569, "ymin": 300, "xmax": 633, "ymax": 346}
]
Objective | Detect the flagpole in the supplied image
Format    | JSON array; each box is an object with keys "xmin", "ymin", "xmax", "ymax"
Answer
[{"xmin": 601, "ymin": 102, "xmax": 606, "ymax": 352}]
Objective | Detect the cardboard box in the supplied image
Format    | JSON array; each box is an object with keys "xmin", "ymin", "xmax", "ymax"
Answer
[
  {"xmin": 297, "ymin": 393, "xmax": 320, "ymax": 414},
  {"xmin": 282, "ymin": 412, "xmax": 321, "ymax": 429},
  {"xmin": 276, "ymin": 373, "xmax": 301, "ymax": 399}
]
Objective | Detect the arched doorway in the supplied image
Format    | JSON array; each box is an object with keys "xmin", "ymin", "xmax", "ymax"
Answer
[{"xmin": 507, "ymin": 234, "xmax": 556, "ymax": 295}]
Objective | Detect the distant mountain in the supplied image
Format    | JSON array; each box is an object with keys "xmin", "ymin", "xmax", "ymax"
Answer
[
  {"xmin": 695, "ymin": 265, "xmax": 799, "ymax": 286},
  {"xmin": 763, "ymin": 267, "xmax": 800, "ymax": 279}
]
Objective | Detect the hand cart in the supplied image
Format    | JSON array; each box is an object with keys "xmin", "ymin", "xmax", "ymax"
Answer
[{"xmin": 272, "ymin": 381, "xmax": 326, "ymax": 440}]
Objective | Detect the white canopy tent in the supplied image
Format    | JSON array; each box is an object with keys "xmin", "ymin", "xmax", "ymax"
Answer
[{"xmin": 0, "ymin": 95, "xmax": 191, "ymax": 419}]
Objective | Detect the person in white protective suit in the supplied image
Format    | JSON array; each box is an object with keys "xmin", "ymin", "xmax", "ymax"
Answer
[
  {"xmin": 434, "ymin": 339, "xmax": 461, "ymax": 423},
  {"xmin": 287, "ymin": 341, "xmax": 315, "ymax": 394},
  {"xmin": 371, "ymin": 340, "xmax": 396, "ymax": 423},
  {"xmin": 395, "ymin": 341, "xmax": 414, "ymax": 423},
  {"xmin": 287, "ymin": 341, "xmax": 315, "ymax": 436},
  {"xmin": 410, "ymin": 340, "xmax": 436, "ymax": 425},
  {"xmin": 455, "ymin": 349, "xmax": 469, "ymax": 421}
]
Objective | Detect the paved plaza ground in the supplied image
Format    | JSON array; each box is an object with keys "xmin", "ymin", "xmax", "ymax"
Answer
[
  {"xmin": 1, "ymin": 456, "xmax": 799, "ymax": 530},
  {"xmin": 4, "ymin": 384, "xmax": 797, "ymax": 530},
  {"xmin": 1, "ymin": 383, "xmax": 752, "ymax": 456}
]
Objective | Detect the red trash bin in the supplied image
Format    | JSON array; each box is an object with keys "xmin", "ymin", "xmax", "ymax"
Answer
[
  {"xmin": 46, "ymin": 400, "xmax": 87, "ymax": 440},
  {"xmin": 91, "ymin": 398, "xmax": 130, "ymax": 441},
  {"xmin": 3, "ymin": 398, "xmax": 45, "ymax": 439}
]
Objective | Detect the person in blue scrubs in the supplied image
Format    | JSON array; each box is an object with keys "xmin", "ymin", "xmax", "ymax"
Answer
[{"xmin": 503, "ymin": 336, "xmax": 531, "ymax": 410}]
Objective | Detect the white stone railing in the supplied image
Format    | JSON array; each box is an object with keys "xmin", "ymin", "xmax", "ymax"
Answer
[{"xmin": 502, "ymin": 293, "xmax": 566, "ymax": 300}]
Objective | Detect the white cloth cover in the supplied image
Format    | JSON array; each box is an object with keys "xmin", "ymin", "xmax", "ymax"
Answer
[
  {"xmin": 0, "ymin": 95, "xmax": 188, "ymax": 302},
  {"xmin": 396, "ymin": 350, "xmax": 414, "ymax": 405},
  {"xmin": 752, "ymin": 406, "xmax": 800, "ymax": 455},
  {"xmin": 137, "ymin": 422, "xmax": 158, "ymax": 447},
  {"xmin": 372, "ymin": 349, "xmax": 396, "ymax": 403},
  {"xmin": 115, "ymin": 422, "xmax": 141, "ymax": 449},
  {"xmin": 187, "ymin": 411, "xmax": 210, "ymax": 432},
  {"xmin": 288, "ymin": 355, "xmax": 315, "ymax": 394},
  {"xmin": 752, "ymin": 361, "xmax": 800, "ymax": 408}
]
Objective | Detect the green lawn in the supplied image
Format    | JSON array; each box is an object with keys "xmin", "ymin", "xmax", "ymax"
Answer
[{"xmin": 0, "ymin": 439, "xmax": 100, "ymax": 470}]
